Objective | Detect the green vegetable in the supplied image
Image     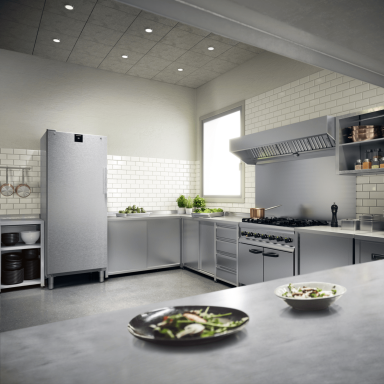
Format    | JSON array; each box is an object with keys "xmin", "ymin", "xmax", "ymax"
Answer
[
  {"xmin": 176, "ymin": 195, "xmax": 187, "ymax": 208},
  {"xmin": 194, "ymin": 209, "xmax": 202, "ymax": 213},
  {"xmin": 282, "ymin": 292, "xmax": 288, "ymax": 297},
  {"xmin": 193, "ymin": 195, "xmax": 206, "ymax": 208},
  {"xmin": 132, "ymin": 205, "xmax": 136, "ymax": 210},
  {"xmin": 332, "ymin": 289, "xmax": 337, "ymax": 295},
  {"xmin": 310, "ymin": 293, "xmax": 317, "ymax": 298},
  {"xmin": 185, "ymin": 196, "xmax": 193, "ymax": 209}
]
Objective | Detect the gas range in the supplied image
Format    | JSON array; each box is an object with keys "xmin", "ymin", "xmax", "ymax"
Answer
[{"xmin": 239, "ymin": 217, "xmax": 328, "ymax": 250}]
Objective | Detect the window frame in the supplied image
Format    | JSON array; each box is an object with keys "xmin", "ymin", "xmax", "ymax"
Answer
[{"xmin": 200, "ymin": 101, "xmax": 245, "ymax": 204}]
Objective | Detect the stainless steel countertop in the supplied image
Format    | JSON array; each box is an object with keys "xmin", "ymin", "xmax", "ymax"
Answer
[{"xmin": 2, "ymin": 261, "xmax": 383, "ymax": 384}]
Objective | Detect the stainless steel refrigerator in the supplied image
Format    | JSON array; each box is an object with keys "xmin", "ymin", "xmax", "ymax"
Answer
[{"xmin": 40, "ymin": 130, "xmax": 108, "ymax": 289}]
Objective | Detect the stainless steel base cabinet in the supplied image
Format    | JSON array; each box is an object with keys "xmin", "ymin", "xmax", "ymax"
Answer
[
  {"xmin": 182, "ymin": 220, "xmax": 199, "ymax": 270},
  {"xmin": 264, "ymin": 249, "xmax": 294, "ymax": 282},
  {"xmin": 238, "ymin": 243, "xmax": 263, "ymax": 285},
  {"xmin": 108, "ymin": 220, "xmax": 147, "ymax": 274},
  {"xmin": 199, "ymin": 222, "xmax": 215, "ymax": 274},
  {"xmin": 147, "ymin": 219, "xmax": 180, "ymax": 268},
  {"xmin": 299, "ymin": 233, "xmax": 353, "ymax": 274},
  {"xmin": 358, "ymin": 241, "xmax": 384, "ymax": 263}
]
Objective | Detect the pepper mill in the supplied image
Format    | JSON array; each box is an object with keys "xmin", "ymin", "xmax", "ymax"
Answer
[{"xmin": 331, "ymin": 202, "xmax": 338, "ymax": 227}]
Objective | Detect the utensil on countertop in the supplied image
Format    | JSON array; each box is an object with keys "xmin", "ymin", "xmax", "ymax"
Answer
[
  {"xmin": 0, "ymin": 167, "xmax": 14, "ymax": 197},
  {"xmin": 15, "ymin": 169, "xmax": 31, "ymax": 198},
  {"xmin": 340, "ymin": 219, "xmax": 360, "ymax": 231},
  {"xmin": 331, "ymin": 202, "xmax": 338, "ymax": 227},
  {"xmin": 250, "ymin": 205, "xmax": 282, "ymax": 219}
]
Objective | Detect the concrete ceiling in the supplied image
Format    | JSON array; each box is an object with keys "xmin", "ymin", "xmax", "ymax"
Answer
[
  {"xmin": 0, "ymin": 0, "xmax": 265, "ymax": 88},
  {"xmin": 120, "ymin": 0, "xmax": 384, "ymax": 88}
]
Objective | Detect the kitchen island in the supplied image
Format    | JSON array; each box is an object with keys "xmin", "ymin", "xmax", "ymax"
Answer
[{"xmin": 1, "ymin": 261, "xmax": 383, "ymax": 384}]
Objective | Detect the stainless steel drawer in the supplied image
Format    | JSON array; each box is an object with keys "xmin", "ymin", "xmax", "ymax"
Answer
[
  {"xmin": 264, "ymin": 249, "xmax": 294, "ymax": 282},
  {"xmin": 216, "ymin": 266, "xmax": 236, "ymax": 285},
  {"xmin": 216, "ymin": 240, "xmax": 237, "ymax": 257},
  {"xmin": 216, "ymin": 227, "xmax": 237, "ymax": 242},
  {"xmin": 216, "ymin": 254, "xmax": 236, "ymax": 272},
  {"xmin": 360, "ymin": 241, "xmax": 384, "ymax": 263}
]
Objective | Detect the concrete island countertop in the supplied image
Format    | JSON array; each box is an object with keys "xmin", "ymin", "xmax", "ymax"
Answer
[{"xmin": 2, "ymin": 260, "xmax": 383, "ymax": 384}]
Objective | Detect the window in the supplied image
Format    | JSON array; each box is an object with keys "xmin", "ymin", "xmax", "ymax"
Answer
[{"xmin": 201, "ymin": 103, "xmax": 244, "ymax": 203}]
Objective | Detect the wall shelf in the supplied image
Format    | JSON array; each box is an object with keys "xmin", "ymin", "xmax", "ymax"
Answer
[
  {"xmin": 1, "ymin": 278, "xmax": 40, "ymax": 290},
  {"xmin": 339, "ymin": 138, "xmax": 384, "ymax": 147},
  {"xmin": 1, "ymin": 243, "xmax": 41, "ymax": 251},
  {"xmin": 339, "ymin": 169, "xmax": 384, "ymax": 176}
]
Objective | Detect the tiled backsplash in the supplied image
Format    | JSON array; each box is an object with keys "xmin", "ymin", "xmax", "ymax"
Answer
[
  {"xmin": 356, "ymin": 175, "xmax": 384, "ymax": 216},
  {"xmin": 0, "ymin": 149, "xmax": 200, "ymax": 215}
]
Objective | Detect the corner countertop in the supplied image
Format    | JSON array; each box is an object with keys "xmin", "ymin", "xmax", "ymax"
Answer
[
  {"xmin": 2, "ymin": 261, "xmax": 383, "ymax": 384},
  {"xmin": 108, "ymin": 214, "xmax": 243, "ymax": 225}
]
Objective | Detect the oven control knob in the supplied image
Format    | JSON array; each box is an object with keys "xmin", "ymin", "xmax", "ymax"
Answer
[
  {"xmin": 241, "ymin": 231, "xmax": 248, "ymax": 236},
  {"xmin": 285, "ymin": 237, "xmax": 293, "ymax": 243},
  {"xmin": 247, "ymin": 232, "xmax": 254, "ymax": 237},
  {"xmin": 261, "ymin": 234, "xmax": 268, "ymax": 239},
  {"xmin": 269, "ymin": 235, "xmax": 276, "ymax": 240},
  {"xmin": 254, "ymin": 233, "xmax": 261, "ymax": 238},
  {"xmin": 276, "ymin": 236, "xmax": 284, "ymax": 242}
]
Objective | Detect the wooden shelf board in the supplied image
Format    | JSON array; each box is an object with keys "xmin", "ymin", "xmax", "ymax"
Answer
[
  {"xmin": 1, "ymin": 278, "xmax": 40, "ymax": 289},
  {"xmin": 1, "ymin": 243, "xmax": 41, "ymax": 251}
]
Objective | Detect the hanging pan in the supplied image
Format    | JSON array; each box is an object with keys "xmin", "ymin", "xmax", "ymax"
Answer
[
  {"xmin": 16, "ymin": 169, "xmax": 31, "ymax": 198},
  {"xmin": 0, "ymin": 167, "xmax": 14, "ymax": 197}
]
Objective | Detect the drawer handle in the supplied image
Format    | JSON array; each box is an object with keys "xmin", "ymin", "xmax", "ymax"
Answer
[
  {"xmin": 264, "ymin": 252, "xmax": 279, "ymax": 258},
  {"xmin": 249, "ymin": 249, "xmax": 262, "ymax": 254},
  {"xmin": 217, "ymin": 265, "xmax": 236, "ymax": 274},
  {"xmin": 372, "ymin": 253, "xmax": 384, "ymax": 260}
]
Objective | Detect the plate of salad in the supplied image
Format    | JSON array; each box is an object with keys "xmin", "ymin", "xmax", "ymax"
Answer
[
  {"xmin": 274, "ymin": 282, "xmax": 347, "ymax": 311},
  {"xmin": 127, "ymin": 306, "xmax": 249, "ymax": 345}
]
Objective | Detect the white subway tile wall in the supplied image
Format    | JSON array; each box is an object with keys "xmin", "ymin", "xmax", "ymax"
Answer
[
  {"xmin": 0, "ymin": 149, "xmax": 41, "ymax": 215},
  {"xmin": 106, "ymin": 156, "xmax": 200, "ymax": 212},
  {"xmin": 0, "ymin": 149, "xmax": 200, "ymax": 215}
]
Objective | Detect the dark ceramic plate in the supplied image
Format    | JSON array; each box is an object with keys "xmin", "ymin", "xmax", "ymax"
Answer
[{"xmin": 128, "ymin": 306, "xmax": 249, "ymax": 345}]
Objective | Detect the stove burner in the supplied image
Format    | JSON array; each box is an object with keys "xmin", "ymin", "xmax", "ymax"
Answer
[{"xmin": 241, "ymin": 217, "xmax": 328, "ymax": 227}]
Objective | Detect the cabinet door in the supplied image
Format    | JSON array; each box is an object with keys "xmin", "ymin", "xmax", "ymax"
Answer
[
  {"xmin": 183, "ymin": 220, "xmax": 199, "ymax": 269},
  {"xmin": 238, "ymin": 243, "xmax": 263, "ymax": 285},
  {"xmin": 108, "ymin": 220, "xmax": 147, "ymax": 274},
  {"xmin": 299, "ymin": 233, "xmax": 353, "ymax": 275},
  {"xmin": 199, "ymin": 221, "xmax": 215, "ymax": 274},
  {"xmin": 360, "ymin": 241, "xmax": 384, "ymax": 263},
  {"xmin": 263, "ymin": 249, "xmax": 294, "ymax": 282},
  {"xmin": 147, "ymin": 219, "xmax": 180, "ymax": 268}
]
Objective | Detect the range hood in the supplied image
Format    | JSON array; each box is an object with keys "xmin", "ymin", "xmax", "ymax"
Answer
[{"xmin": 230, "ymin": 116, "xmax": 336, "ymax": 164}]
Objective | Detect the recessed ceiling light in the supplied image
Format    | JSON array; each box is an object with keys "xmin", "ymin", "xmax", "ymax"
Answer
[
  {"xmin": 122, "ymin": 55, "xmax": 128, "ymax": 59},
  {"xmin": 208, "ymin": 46, "xmax": 214, "ymax": 51},
  {"xmin": 65, "ymin": 5, "xmax": 74, "ymax": 10},
  {"xmin": 178, "ymin": 68, "xmax": 183, "ymax": 71},
  {"xmin": 53, "ymin": 38, "xmax": 60, "ymax": 43},
  {"xmin": 145, "ymin": 28, "xmax": 153, "ymax": 33}
]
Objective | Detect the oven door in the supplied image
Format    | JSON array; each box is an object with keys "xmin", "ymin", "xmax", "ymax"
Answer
[
  {"xmin": 263, "ymin": 248, "xmax": 294, "ymax": 282},
  {"xmin": 238, "ymin": 243, "xmax": 263, "ymax": 285}
]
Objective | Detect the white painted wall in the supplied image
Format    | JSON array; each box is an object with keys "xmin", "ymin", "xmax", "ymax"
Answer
[{"xmin": 0, "ymin": 49, "xmax": 197, "ymax": 161}]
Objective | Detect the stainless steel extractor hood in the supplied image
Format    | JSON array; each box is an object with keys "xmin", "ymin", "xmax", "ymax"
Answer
[{"xmin": 230, "ymin": 116, "xmax": 336, "ymax": 164}]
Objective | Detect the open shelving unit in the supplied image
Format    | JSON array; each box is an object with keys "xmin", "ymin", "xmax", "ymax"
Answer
[
  {"xmin": 0, "ymin": 218, "xmax": 45, "ymax": 292},
  {"xmin": 336, "ymin": 109, "xmax": 384, "ymax": 175}
]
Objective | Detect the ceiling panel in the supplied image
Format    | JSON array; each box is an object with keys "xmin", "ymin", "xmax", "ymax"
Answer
[
  {"xmin": 40, "ymin": 11, "xmax": 86, "ymax": 38},
  {"xmin": 80, "ymin": 23, "xmax": 123, "ymax": 46},
  {"xmin": 33, "ymin": 41, "xmax": 72, "ymax": 62},
  {"xmin": 44, "ymin": 0, "xmax": 96, "ymax": 22},
  {"xmin": 68, "ymin": 50, "xmax": 105, "ymax": 68},
  {"xmin": 1, "ymin": 0, "xmax": 266, "ymax": 88},
  {"xmin": 88, "ymin": 4, "xmax": 136, "ymax": 32},
  {"xmin": 0, "ymin": 1, "xmax": 42, "ymax": 28},
  {"xmin": 160, "ymin": 28, "xmax": 205, "ymax": 50}
]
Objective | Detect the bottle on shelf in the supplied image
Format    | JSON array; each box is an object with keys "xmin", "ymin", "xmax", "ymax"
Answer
[
  {"xmin": 363, "ymin": 149, "xmax": 372, "ymax": 170},
  {"xmin": 355, "ymin": 159, "xmax": 362, "ymax": 170},
  {"xmin": 380, "ymin": 156, "xmax": 384, "ymax": 169}
]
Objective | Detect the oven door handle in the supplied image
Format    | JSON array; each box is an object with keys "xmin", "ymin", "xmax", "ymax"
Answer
[
  {"xmin": 263, "ymin": 252, "xmax": 279, "ymax": 258},
  {"xmin": 249, "ymin": 249, "xmax": 262, "ymax": 254},
  {"xmin": 372, "ymin": 253, "xmax": 384, "ymax": 260}
]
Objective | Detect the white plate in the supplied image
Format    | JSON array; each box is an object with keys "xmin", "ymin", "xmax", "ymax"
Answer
[
  {"xmin": 116, "ymin": 213, "xmax": 127, "ymax": 217},
  {"xmin": 127, "ymin": 213, "xmax": 151, "ymax": 216},
  {"xmin": 274, "ymin": 282, "xmax": 347, "ymax": 311}
]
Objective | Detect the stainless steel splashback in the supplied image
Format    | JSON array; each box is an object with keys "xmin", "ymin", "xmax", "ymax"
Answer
[{"xmin": 255, "ymin": 155, "xmax": 356, "ymax": 220}]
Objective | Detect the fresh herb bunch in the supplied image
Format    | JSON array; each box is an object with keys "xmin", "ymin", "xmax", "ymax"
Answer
[
  {"xmin": 176, "ymin": 195, "xmax": 187, "ymax": 208},
  {"xmin": 193, "ymin": 195, "xmax": 206, "ymax": 208},
  {"xmin": 185, "ymin": 196, "xmax": 193, "ymax": 209}
]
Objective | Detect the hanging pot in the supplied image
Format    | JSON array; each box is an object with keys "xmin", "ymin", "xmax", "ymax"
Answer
[
  {"xmin": 16, "ymin": 169, "xmax": 31, "ymax": 198},
  {"xmin": 0, "ymin": 167, "xmax": 14, "ymax": 197}
]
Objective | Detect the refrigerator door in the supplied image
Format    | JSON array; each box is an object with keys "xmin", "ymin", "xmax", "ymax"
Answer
[{"xmin": 46, "ymin": 131, "xmax": 107, "ymax": 275}]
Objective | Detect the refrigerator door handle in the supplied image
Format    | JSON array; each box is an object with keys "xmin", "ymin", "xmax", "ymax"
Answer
[{"xmin": 103, "ymin": 168, "xmax": 107, "ymax": 195}]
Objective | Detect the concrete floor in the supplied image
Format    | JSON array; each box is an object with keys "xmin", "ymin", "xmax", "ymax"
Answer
[{"xmin": 0, "ymin": 268, "xmax": 229, "ymax": 332}]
